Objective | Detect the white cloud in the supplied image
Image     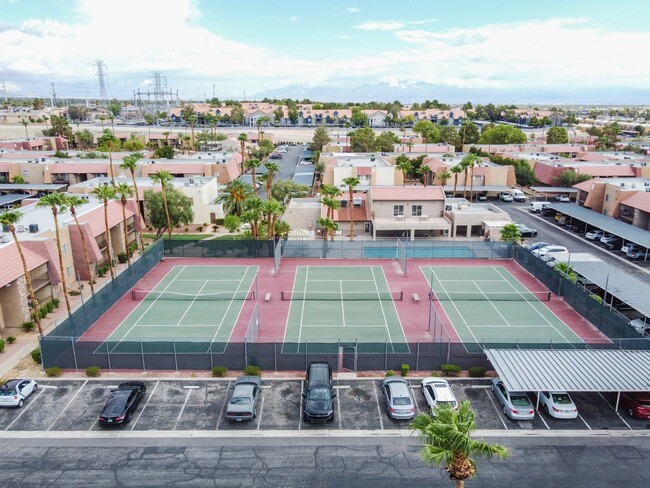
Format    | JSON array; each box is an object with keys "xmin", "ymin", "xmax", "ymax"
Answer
[
  {"xmin": 334, "ymin": 35, "xmax": 352, "ymax": 40},
  {"xmin": 355, "ymin": 18, "xmax": 437, "ymax": 31},
  {"xmin": 346, "ymin": 7, "xmax": 359, "ymax": 13},
  {"xmin": 289, "ymin": 16, "xmax": 300, "ymax": 22}
]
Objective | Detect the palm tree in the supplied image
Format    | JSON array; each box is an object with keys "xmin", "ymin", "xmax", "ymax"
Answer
[
  {"xmin": 341, "ymin": 176, "xmax": 360, "ymax": 240},
  {"xmin": 150, "ymin": 171, "xmax": 174, "ymax": 242},
  {"xmin": 411, "ymin": 402, "xmax": 509, "ymax": 488},
  {"xmin": 43, "ymin": 115, "xmax": 49, "ymax": 131},
  {"xmin": 65, "ymin": 195, "xmax": 95, "ymax": 294},
  {"xmin": 238, "ymin": 133, "xmax": 248, "ymax": 173},
  {"xmin": 36, "ymin": 193, "xmax": 72, "ymax": 314},
  {"xmin": 91, "ymin": 185, "xmax": 118, "ymax": 279},
  {"xmin": 397, "ymin": 158, "xmax": 412, "ymax": 187},
  {"xmin": 119, "ymin": 153, "xmax": 146, "ymax": 251},
  {"xmin": 451, "ymin": 165, "xmax": 464, "ymax": 197},
  {"xmin": 419, "ymin": 164, "xmax": 431, "ymax": 187},
  {"xmin": 0, "ymin": 210, "xmax": 42, "ymax": 334},
  {"xmin": 320, "ymin": 184, "xmax": 342, "ymax": 215},
  {"xmin": 217, "ymin": 179, "xmax": 253, "ymax": 216},
  {"xmin": 115, "ymin": 182, "xmax": 134, "ymax": 266},
  {"xmin": 263, "ymin": 161, "xmax": 280, "ymax": 200},
  {"xmin": 261, "ymin": 198, "xmax": 283, "ymax": 239},
  {"xmin": 318, "ymin": 217, "xmax": 337, "ymax": 241},
  {"xmin": 460, "ymin": 154, "xmax": 479, "ymax": 200},
  {"xmin": 20, "ymin": 118, "xmax": 29, "ymax": 139},
  {"xmin": 437, "ymin": 169, "xmax": 451, "ymax": 187},
  {"xmin": 244, "ymin": 158, "xmax": 262, "ymax": 193},
  {"xmin": 241, "ymin": 196, "xmax": 264, "ymax": 239},
  {"xmin": 97, "ymin": 129, "xmax": 120, "ymax": 186}
]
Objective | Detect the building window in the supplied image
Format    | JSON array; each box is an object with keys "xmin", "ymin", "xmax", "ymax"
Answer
[
  {"xmin": 62, "ymin": 243, "xmax": 70, "ymax": 256},
  {"xmin": 65, "ymin": 266, "xmax": 72, "ymax": 278},
  {"xmin": 605, "ymin": 194, "xmax": 609, "ymax": 202},
  {"xmin": 412, "ymin": 205, "xmax": 423, "ymax": 216},
  {"xmin": 393, "ymin": 205, "xmax": 404, "ymax": 216}
]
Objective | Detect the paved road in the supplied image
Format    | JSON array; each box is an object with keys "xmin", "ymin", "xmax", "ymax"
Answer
[{"xmin": 0, "ymin": 434, "xmax": 648, "ymax": 487}]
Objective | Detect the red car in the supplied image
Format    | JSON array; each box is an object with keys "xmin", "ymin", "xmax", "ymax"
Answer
[{"xmin": 619, "ymin": 392, "xmax": 650, "ymax": 419}]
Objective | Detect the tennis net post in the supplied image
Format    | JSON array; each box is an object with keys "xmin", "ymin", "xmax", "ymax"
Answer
[{"xmin": 397, "ymin": 237, "xmax": 408, "ymax": 277}]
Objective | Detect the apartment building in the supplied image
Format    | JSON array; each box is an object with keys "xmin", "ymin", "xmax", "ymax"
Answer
[{"xmin": 573, "ymin": 177, "xmax": 650, "ymax": 223}]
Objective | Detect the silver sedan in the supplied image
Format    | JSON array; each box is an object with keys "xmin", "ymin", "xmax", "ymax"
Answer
[
  {"xmin": 491, "ymin": 377, "xmax": 535, "ymax": 420},
  {"xmin": 225, "ymin": 376, "xmax": 261, "ymax": 422}
]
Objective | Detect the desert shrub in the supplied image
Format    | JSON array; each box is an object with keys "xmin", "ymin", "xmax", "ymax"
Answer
[
  {"xmin": 385, "ymin": 369, "xmax": 395, "ymax": 377},
  {"xmin": 0, "ymin": 339, "xmax": 4, "ymax": 352},
  {"xmin": 430, "ymin": 371, "xmax": 441, "ymax": 377},
  {"xmin": 6, "ymin": 336, "xmax": 16, "ymax": 344},
  {"xmin": 117, "ymin": 252, "xmax": 128, "ymax": 264},
  {"xmin": 46, "ymin": 301, "xmax": 54, "ymax": 313},
  {"xmin": 38, "ymin": 307, "xmax": 48, "ymax": 319},
  {"xmin": 97, "ymin": 268, "xmax": 105, "ymax": 277},
  {"xmin": 22, "ymin": 321, "xmax": 36, "ymax": 332},
  {"xmin": 69, "ymin": 290, "xmax": 81, "ymax": 296},
  {"xmin": 45, "ymin": 366, "xmax": 62, "ymax": 377},
  {"xmin": 211, "ymin": 366, "xmax": 228, "ymax": 377},
  {"xmin": 52, "ymin": 298, "xmax": 60, "ymax": 308},
  {"xmin": 468, "ymin": 366, "xmax": 487, "ymax": 378},
  {"xmin": 85, "ymin": 366, "xmax": 101, "ymax": 377},
  {"xmin": 243, "ymin": 365, "xmax": 261, "ymax": 376},
  {"xmin": 31, "ymin": 348, "xmax": 42, "ymax": 364},
  {"xmin": 197, "ymin": 226, "xmax": 203, "ymax": 232},
  {"xmin": 440, "ymin": 363, "xmax": 462, "ymax": 377},
  {"xmin": 400, "ymin": 363, "xmax": 410, "ymax": 377}
]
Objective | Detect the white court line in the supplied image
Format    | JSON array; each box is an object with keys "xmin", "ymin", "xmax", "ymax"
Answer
[
  {"xmin": 340, "ymin": 280, "xmax": 346, "ymax": 328},
  {"xmin": 130, "ymin": 381, "xmax": 159, "ymax": 430},
  {"xmin": 373, "ymin": 380, "xmax": 384, "ymax": 430},
  {"xmin": 175, "ymin": 280, "xmax": 209, "ymax": 326},
  {"xmin": 48, "ymin": 380, "xmax": 88, "ymax": 432},
  {"xmin": 207, "ymin": 266, "xmax": 252, "ymax": 349},
  {"xmin": 300, "ymin": 324, "xmax": 388, "ymax": 328},
  {"xmin": 6, "ymin": 389, "xmax": 45, "ymax": 431},
  {"xmin": 484, "ymin": 388, "xmax": 508, "ymax": 430},
  {"xmin": 174, "ymin": 388, "xmax": 193, "ymax": 430},
  {"xmin": 215, "ymin": 380, "xmax": 231, "ymax": 430},
  {"xmin": 297, "ymin": 268, "xmax": 310, "ymax": 345},
  {"xmin": 469, "ymin": 281, "xmax": 515, "ymax": 328},
  {"xmin": 370, "ymin": 267, "xmax": 394, "ymax": 353},
  {"xmin": 470, "ymin": 325, "xmax": 557, "ymax": 328},
  {"xmin": 175, "ymin": 279, "xmax": 245, "ymax": 282},
  {"xmin": 308, "ymin": 279, "xmax": 376, "ymax": 282}
]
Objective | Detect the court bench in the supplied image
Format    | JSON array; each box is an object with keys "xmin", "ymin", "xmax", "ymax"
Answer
[
  {"xmin": 412, "ymin": 293, "xmax": 420, "ymax": 303},
  {"xmin": 264, "ymin": 293, "xmax": 272, "ymax": 303}
]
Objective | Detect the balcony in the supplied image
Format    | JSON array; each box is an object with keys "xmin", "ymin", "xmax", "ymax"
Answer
[{"xmin": 373, "ymin": 214, "xmax": 451, "ymax": 231}]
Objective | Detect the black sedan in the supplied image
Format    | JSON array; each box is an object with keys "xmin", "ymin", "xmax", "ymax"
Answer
[
  {"xmin": 98, "ymin": 382, "xmax": 146, "ymax": 426},
  {"xmin": 514, "ymin": 223, "xmax": 538, "ymax": 238}
]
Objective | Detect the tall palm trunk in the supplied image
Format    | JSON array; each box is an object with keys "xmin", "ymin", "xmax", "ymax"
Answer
[
  {"xmin": 51, "ymin": 209, "xmax": 72, "ymax": 313},
  {"xmin": 103, "ymin": 200, "xmax": 115, "ymax": 279},
  {"xmin": 240, "ymin": 141, "xmax": 246, "ymax": 173},
  {"xmin": 120, "ymin": 196, "xmax": 131, "ymax": 266},
  {"xmin": 463, "ymin": 167, "xmax": 469, "ymax": 199},
  {"xmin": 70, "ymin": 208, "xmax": 94, "ymax": 294},
  {"xmin": 251, "ymin": 167, "xmax": 257, "ymax": 193},
  {"xmin": 348, "ymin": 186, "xmax": 354, "ymax": 240},
  {"xmin": 11, "ymin": 227, "xmax": 42, "ymax": 334},
  {"xmin": 469, "ymin": 164, "xmax": 476, "ymax": 202},
  {"xmin": 453, "ymin": 173, "xmax": 459, "ymax": 197},
  {"xmin": 128, "ymin": 168, "xmax": 146, "ymax": 252},
  {"xmin": 161, "ymin": 184, "xmax": 173, "ymax": 242},
  {"xmin": 267, "ymin": 213, "xmax": 273, "ymax": 239},
  {"xmin": 108, "ymin": 149, "xmax": 115, "ymax": 186}
]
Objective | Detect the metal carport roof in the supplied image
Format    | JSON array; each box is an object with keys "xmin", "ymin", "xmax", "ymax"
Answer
[
  {"xmin": 569, "ymin": 261, "xmax": 650, "ymax": 319},
  {"xmin": 530, "ymin": 186, "xmax": 578, "ymax": 193},
  {"xmin": 442, "ymin": 185, "xmax": 512, "ymax": 192},
  {"xmin": 550, "ymin": 202, "xmax": 650, "ymax": 248},
  {"xmin": 485, "ymin": 349, "xmax": 650, "ymax": 392}
]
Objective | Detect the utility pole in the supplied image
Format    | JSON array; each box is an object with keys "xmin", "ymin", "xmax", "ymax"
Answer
[
  {"xmin": 1, "ymin": 82, "xmax": 7, "ymax": 102},
  {"xmin": 212, "ymin": 83, "xmax": 216, "ymax": 99}
]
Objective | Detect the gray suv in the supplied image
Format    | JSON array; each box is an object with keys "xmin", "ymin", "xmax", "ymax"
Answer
[{"xmin": 303, "ymin": 362, "xmax": 335, "ymax": 423}]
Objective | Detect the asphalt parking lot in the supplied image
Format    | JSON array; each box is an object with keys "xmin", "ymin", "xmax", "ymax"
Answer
[{"xmin": 1, "ymin": 379, "xmax": 648, "ymax": 432}]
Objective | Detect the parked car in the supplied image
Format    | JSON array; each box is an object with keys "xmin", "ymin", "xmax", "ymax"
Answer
[
  {"xmin": 98, "ymin": 382, "xmax": 146, "ymax": 426},
  {"xmin": 420, "ymin": 378, "xmax": 458, "ymax": 414},
  {"xmin": 302, "ymin": 362, "xmax": 335, "ymax": 423},
  {"xmin": 499, "ymin": 192, "xmax": 514, "ymax": 202},
  {"xmin": 226, "ymin": 376, "xmax": 261, "ymax": 422},
  {"xmin": 491, "ymin": 378, "xmax": 535, "ymax": 420},
  {"xmin": 382, "ymin": 377, "xmax": 415, "ymax": 420},
  {"xmin": 524, "ymin": 241, "xmax": 550, "ymax": 251},
  {"xmin": 532, "ymin": 245, "xmax": 568, "ymax": 258},
  {"xmin": 599, "ymin": 233, "xmax": 617, "ymax": 245},
  {"xmin": 537, "ymin": 391, "xmax": 578, "ymax": 419},
  {"xmin": 604, "ymin": 237, "xmax": 623, "ymax": 251},
  {"xmin": 626, "ymin": 245, "xmax": 648, "ymax": 261},
  {"xmin": 621, "ymin": 242, "xmax": 640, "ymax": 254},
  {"xmin": 476, "ymin": 194, "xmax": 488, "ymax": 201},
  {"xmin": 513, "ymin": 223, "xmax": 537, "ymax": 237},
  {"xmin": 619, "ymin": 392, "xmax": 650, "ymax": 419},
  {"xmin": 510, "ymin": 189, "xmax": 527, "ymax": 202},
  {"xmin": 529, "ymin": 201, "xmax": 551, "ymax": 213},
  {"xmin": 269, "ymin": 153, "xmax": 282, "ymax": 159},
  {"xmin": 554, "ymin": 195, "xmax": 570, "ymax": 202},
  {"xmin": 540, "ymin": 249, "xmax": 569, "ymax": 262},
  {"xmin": 0, "ymin": 379, "xmax": 38, "ymax": 408},
  {"xmin": 585, "ymin": 229, "xmax": 605, "ymax": 241}
]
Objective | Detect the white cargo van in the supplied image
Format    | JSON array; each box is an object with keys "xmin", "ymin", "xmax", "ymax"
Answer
[
  {"xmin": 510, "ymin": 189, "xmax": 526, "ymax": 202},
  {"xmin": 529, "ymin": 201, "xmax": 551, "ymax": 213}
]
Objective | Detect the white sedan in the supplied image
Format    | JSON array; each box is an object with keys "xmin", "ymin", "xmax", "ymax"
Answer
[
  {"xmin": 0, "ymin": 379, "xmax": 38, "ymax": 408},
  {"xmin": 554, "ymin": 195, "xmax": 570, "ymax": 202},
  {"xmin": 538, "ymin": 391, "xmax": 578, "ymax": 419},
  {"xmin": 421, "ymin": 378, "xmax": 458, "ymax": 414}
]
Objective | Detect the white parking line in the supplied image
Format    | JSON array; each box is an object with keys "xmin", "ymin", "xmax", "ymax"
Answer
[
  {"xmin": 256, "ymin": 394, "xmax": 265, "ymax": 431},
  {"xmin": 484, "ymin": 388, "xmax": 508, "ymax": 430},
  {"xmin": 597, "ymin": 392, "xmax": 632, "ymax": 430},
  {"xmin": 38, "ymin": 385, "xmax": 58, "ymax": 389},
  {"xmin": 215, "ymin": 380, "xmax": 231, "ymax": 430},
  {"xmin": 410, "ymin": 385, "xmax": 421, "ymax": 415},
  {"xmin": 537, "ymin": 411, "xmax": 550, "ymax": 430},
  {"xmin": 47, "ymin": 380, "xmax": 88, "ymax": 432},
  {"xmin": 373, "ymin": 381, "xmax": 384, "ymax": 430},
  {"xmin": 174, "ymin": 389, "xmax": 193, "ymax": 429},
  {"xmin": 6, "ymin": 389, "xmax": 45, "ymax": 431},
  {"xmin": 298, "ymin": 381, "xmax": 304, "ymax": 430},
  {"xmin": 336, "ymin": 380, "xmax": 342, "ymax": 429},
  {"xmin": 578, "ymin": 414, "xmax": 592, "ymax": 430},
  {"xmin": 130, "ymin": 381, "xmax": 158, "ymax": 431}
]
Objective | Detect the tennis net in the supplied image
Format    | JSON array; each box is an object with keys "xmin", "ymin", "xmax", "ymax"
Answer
[
  {"xmin": 131, "ymin": 290, "xmax": 256, "ymax": 301},
  {"xmin": 281, "ymin": 290, "xmax": 403, "ymax": 301},
  {"xmin": 431, "ymin": 291, "xmax": 551, "ymax": 302}
]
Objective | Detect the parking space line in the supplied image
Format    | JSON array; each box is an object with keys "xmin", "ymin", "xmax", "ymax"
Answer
[
  {"xmin": 410, "ymin": 384, "xmax": 421, "ymax": 416},
  {"xmin": 373, "ymin": 381, "xmax": 384, "ymax": 430},
  {"xmin": 336, "ymin": 379, "xmax": 342, "ymax": 429},
  {"xmin": 484, "ymin": 388, "xmax": 508, "ymax": 430},
  {"xmin": 256, "ymin": 394, "xmax": 264, "ymax": 430},
  {"xmin": 47, "ymin": 380, "xmax": 88, "ymax": 432},
  {"xmin": 215, "ymin": 380, "xmax": 231, "ymax": 430},
  {"xmin": 578, "ymin": 414, "xmax": 592, "ymax": 430},
  {"xmin": 298, "ymin": 381, "xmax": 303, "ymax": 430},
  {"xmin": 38, "ymin": 385, "xmax": 58, "ymax": 389},
  {"xmin": 537, "ymin": 412, "xmax": 550, "ymax": 430},
  {"xmin": 597, "ymin": 392, "xmax": 632, "ymax": 430},
  {"xmin": 130, "ymin": 381, "xmax": 158, "ymax": 431},
  {"xmin": 6, "ymin": 389, "xmax": 45, "ymax": 431},
  {"xmin": 174, "ymin": 389, "xmax": 193, "ymax": 430}
]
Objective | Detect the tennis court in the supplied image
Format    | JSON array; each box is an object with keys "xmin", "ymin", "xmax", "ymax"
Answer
[
  {"xmin": 282, "ymin": 266, "xmax": 409, "ymax": 353},
  {"xmin": 104, "ymin": 265, "xmax": 258, "ymax": 353},
  {"xmin": 423, "ymin": 265, "xmax": 583, "ymax": 346}
]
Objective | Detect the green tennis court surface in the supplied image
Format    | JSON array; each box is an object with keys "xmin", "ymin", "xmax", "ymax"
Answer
[
  {"xmin": 282, "ymin": 266, "xmax": 408, "ymax": 354},
  {"xmin": 422, "ymin": 265, "xmax": 582, "ymax": 347},
  {"xmin": 105, "ymin": 265, "xmax": 258, "ymax": 353}
]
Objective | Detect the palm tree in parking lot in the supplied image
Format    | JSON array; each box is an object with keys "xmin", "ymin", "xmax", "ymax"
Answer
[
  {"xmin": 238, "ymin": 133, "xmax": 248, "ymax": 174},
  {"xmin": 411, "ymin": 401, "xmax": 509, "ymax": 488}
]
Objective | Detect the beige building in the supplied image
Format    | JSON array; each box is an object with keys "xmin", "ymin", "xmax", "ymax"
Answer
[
  {"xmin": 443, "ymin": 199, "xmax": 511, "ymax": 238},
  {"xmin": 574, "ymin": 177, "xmax": 650, "ymax": 222}
]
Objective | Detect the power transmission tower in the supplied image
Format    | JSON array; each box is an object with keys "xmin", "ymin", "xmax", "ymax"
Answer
[
  {"xmin": 94, "ymin": 60, "xmax": 109, "ymax": 101},
  {"xmin": 50, "ymin": 82, "xmax": 57, "ymax": 107},
  {"xmin": 1, "ymin": 82, "xmax": 7, "ymax": 102}
]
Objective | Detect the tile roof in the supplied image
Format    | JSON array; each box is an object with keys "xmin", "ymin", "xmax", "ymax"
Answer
[
  {"xmin": 578, "ymin": 166, "xmax": 636, "ymax": 177},
  {"xmin": 0, "ymin": 242, "xmax": 48, "ymax": 287},
  {"xmin": 620, "ymin": 192, "xmax": 650, "ymax": 213},
  {"xmin": 48, "ymin": 162, "xmax": 109, "ymax": 174},
  {"xmin": 74, "ymin": 201, "xmax": 134, "ymax": 237},
  {"xmin": 573, "ymin": 179, "xmax": 598, "ymax": 191},
  {"xmin": 371, "ymin": 186, "xmax": 445, "ymax": 201}
]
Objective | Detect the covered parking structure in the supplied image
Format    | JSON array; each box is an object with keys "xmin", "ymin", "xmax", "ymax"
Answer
[
  {"xmin": 530, "ymin": 186, "xmax": 578, "ymax": 199},
  {"xmin": 485, "ymin": 348, "xmax": 650, "ymax": 413},
  {"xmin": 550, "ymin": 202, "xmax": 650, "ymax": 257}
]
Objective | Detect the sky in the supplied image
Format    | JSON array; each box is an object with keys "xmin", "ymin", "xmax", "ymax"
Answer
[{"xmin": 1, "ymin": 0, "xmax": 650, "ymax": 104}]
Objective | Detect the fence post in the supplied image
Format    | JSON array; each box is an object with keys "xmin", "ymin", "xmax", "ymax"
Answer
[
  {"xmin": 209, "ymin": 341, "xmax": 213, "ymax": 371},
  {"xmin": 416, "ymin": 341, "xmax": 420, "ymax": 371},
  {"xmin": 304, "ymin": 340, "xmax": 308, "ymax": 370},
  {"xmin": 446, "ymin": 337, "xmax": 451, "ymax": 364},
  {"xmin": 106, "ymin": 341, "xmax": 112, "ymax": 372},
  {"xmin": 140, "ymin": 340, "xmax": 146, "ymax": 371},
  {"xmin": 244, "ymin": 341, "xmax": 248, "ymax": 367},
  {"xmin": 173, "ymin": 340, "xmax": 178, "ymax": 371},
  {"xmin": 274, "ymin": 339, "xmax": 277, "ymax": 372},
  {"xmin": 71, "ymin": 337, "xmax": 78, "ymax": 370},
  {"xmin": 384, "ymin": 340, "xmax": 388, "ymax": 371}
]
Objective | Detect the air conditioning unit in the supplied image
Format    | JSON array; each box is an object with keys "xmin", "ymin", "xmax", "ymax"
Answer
[
  {"xmin": 16, "ymin": 225, "xmax": 25, "ymax": 232},
  {"xmin": 353, "ymin": 198, "xmax": 363, "ymax": 207},
  {"xmin": 0, "ymin": 234, "xmax": 10, "ymax": 243},
  {"xmin": 28, "ymin": 224, "xmax": 39, "ymax": 233}
]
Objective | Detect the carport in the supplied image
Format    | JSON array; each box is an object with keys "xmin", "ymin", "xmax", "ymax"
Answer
[
  {"xmin": 485, "ymin": 349, "xmax": 650, "ymax": 413},
  {"xmin": 530, "ymin": 186, "xmax": 578, "ymax": 200},
  {"xmin": 550, "ymin": 203, "xmax": 650, "ymax": 257}
]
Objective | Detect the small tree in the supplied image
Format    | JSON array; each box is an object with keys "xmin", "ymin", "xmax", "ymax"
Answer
[
  {"xmin": 500, "ymin": 223, "xmax": 522, "ymax": 243},
  {"xmin": 546, "ymin": 126, "xmax": 568, "ymax": 144},
  {"xmin": 311, "ymin": 127, "xmax": 332, "ymax": 151}
]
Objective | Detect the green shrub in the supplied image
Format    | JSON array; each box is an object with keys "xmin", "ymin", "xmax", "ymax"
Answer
[
  {"xmin": 6, "ymin": 336, "xmax": 16, "ymax": 344},
  {"xmin": 211, "ymin": 366, "xmax": 228, "ymax": 377},
  {"xmin": 440, "ymin": 363, "xmax": 462, "ymax": 377},
  {"xmin": 85, "ymin": 366, "xmax": 101, "ymax": 377},
  {"xmin": 102, "ymin": 266, "xmax": 109, "ymax": 274},
  {"xmin": 38, "ymin": 307, "xmax": 48, "ymax": 319},
  {"xmin": 197, "ymin": 226, "xmax": 203, "ymax": 232},
  {"xmin": 243, "ymin": 365, "xmax": 261, "ymax": 376},
  {"xmin": 52, "ymin": 298, "xmax": 60, "ymax": 308},
  {"xmin": 0, "ymin": 339, "xmax": 4, "ymax": 353},
  {"xmin": 400, "ymin": 363, "xmax": 410, "ymax": 377},
  {"xmin": 46, "ymin": 301, "xmax": 54, "ymax": 313},
  {"xmin": 97, "ymin": 269, "xmax": 105, "ymax": 277},
  {"xmin": 590, "ymin": 294, "xmax": 603, "ymax": 304},
  {"xmin": 430, "ymin": 371, "xmax": 441, "ymax": 377},
  {"xmin": 31, "ymin": 348, "xmax": 42, "ymax": 364},
  {"xmin": 45, "ymin": 366, "xmax": 62, "ymax": 377},
  {"xmin": 385, "ymin": 369, "xmax": 395, "ymax": 377},
  {"xmin": 468, "ymin": 366, "xmax": 487, "ymax": 378},
  {"xmin": 21, "ymin": 321, "xmax": 36, "ymax": 332},
  {"xmin": 117, "ymin": 252, "xmax": 128, "ymax": 264}
]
